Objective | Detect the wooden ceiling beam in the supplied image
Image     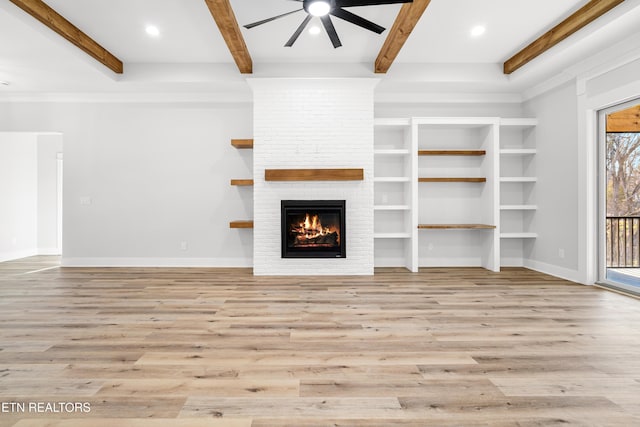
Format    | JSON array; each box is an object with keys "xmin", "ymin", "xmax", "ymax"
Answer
[
  {"xmin": 374, "ymin": 0, "xmax": 432, "ymax": 74},
  {"xmin": 607, "ymin": 105, "xmax": 640, "ymax": 132},
  {"xmin": 503, "ymin": 0, "xmax": 625, "ymax": 75},
  {"xmin": 204, "ymin": 0, "xmax": 252, "ymax": 74},
  {"xmin": 9, "ymin": 0, "xmax": 123, "ymax": 74}
]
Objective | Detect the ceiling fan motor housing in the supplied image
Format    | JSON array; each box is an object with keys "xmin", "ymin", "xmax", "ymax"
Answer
[{"xmin": 303, "ymin": 0, "xmax": 335, "ymax": 15}]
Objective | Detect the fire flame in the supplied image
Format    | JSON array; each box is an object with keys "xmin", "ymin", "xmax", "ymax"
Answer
[{"xmin": 290, "ymin": 213, "xmax": 339, "ymax": 246}]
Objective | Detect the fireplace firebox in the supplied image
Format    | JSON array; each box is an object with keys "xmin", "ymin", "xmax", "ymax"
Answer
[{"xmin": 281, "ymin": 200, "xmax": 346, "ymax": 258}]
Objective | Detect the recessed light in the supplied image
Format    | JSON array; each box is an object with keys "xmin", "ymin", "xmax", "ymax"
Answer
[
  {"xmin": 470, "ymin": 25, "xmax": 486, "ymax": 37},
  {"xmin": 145, "ymin": 25, "xmax": 160, "ymax": 37},
  {"xmin": 308, "ymin": 1, "xmax": 331, "ymax": 17},
  {"xmin": 309, "ymin": 26, "xmax": 321, "ymax": 35}
]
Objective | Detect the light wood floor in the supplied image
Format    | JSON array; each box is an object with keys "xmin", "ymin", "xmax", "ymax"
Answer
[{"xmin": 1, "ymin": 256, "xmax": 640, "ymax": 426}]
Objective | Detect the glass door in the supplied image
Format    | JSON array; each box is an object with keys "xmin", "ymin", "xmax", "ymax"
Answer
[{"xmin": 599, "ymin": 99, "xmax": 640, "ymax": 294}]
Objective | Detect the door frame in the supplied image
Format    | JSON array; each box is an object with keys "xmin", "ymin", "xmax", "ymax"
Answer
[{"xmin": 597, "ymin": 98, "xmax": 640, "ymax": 295}]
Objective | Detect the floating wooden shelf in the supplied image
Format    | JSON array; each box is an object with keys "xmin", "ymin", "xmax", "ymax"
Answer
[
  {"xmin": 418, "ymin": 177, "xmax": 486, "ymax": 183},
  {"xmin": 230, "ymin": 179, "xmax": 254, "ymax": 186},
  {"xmin": 265, "ymin": 168, "xmax": 364, "ymax": 181},
  {"xmin": 418, "ymin": 224, "xmax": 496, "ymax": 229},
  {"xmin": 418, "ymin": 150, "xmax": 486, "ymax": 156},
  {"xmin": 231, "ymin": 139, "xmax": 253, "ymax": 149},
  {"xmin": 229, "ymin": 220, "xmax": 253, "ymax": 229}
]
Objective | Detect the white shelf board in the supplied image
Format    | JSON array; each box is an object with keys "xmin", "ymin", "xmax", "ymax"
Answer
[
  {"xmin": 500, "ymin": 177, "xmax": 538, "ymax": 183},
  {"xmin": 374, "ymin": 118, "xmax": 411, "ymax": 127},
  {"xmin": 374, "ymin": 232, "xmax": 412, "ymax": 239},
  {"xmin": 500, "ymin": 205, "xmax": 538, "ymax": 210},
  {"xmin": 500, "ymin": 149, "xmax": 537, "ymax": 155},
  {"xmin": 499, "ymin": 118, "xmax": 538, "ymax": 128},
  {"xmin": 374, "ymin": 149, "xmax": 410, "ymax": 155},
  {"xmin": 374, "ymin": 176, "xmax": 411, "ymax": 182},
  {"xmin": 374, "ymin": 205, "xmax": 410, "ymax": 211},
  {"xmin": 501, "ymin": 233, "xmax": 538, "ymax": 239},
  {"xmin": 413, "ymin": 117, "xmax": 499, "ymax": 128}
]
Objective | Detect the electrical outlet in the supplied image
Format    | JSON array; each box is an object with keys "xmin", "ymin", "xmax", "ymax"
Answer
[
  {"xmin": 180, "ymin": 241, "xmax": 188, "ymax": 251},
  {"xmin": 559, "ymin": 248, "xmax": 565, "ymax": 259}
]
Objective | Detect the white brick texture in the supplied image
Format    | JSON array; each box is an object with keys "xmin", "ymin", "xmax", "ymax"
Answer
[{"xmin": 249, "ymin": 78, "xmax": 377, "ymax": 275}]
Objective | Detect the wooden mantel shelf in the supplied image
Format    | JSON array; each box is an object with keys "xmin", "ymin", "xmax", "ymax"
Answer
[
  {"xmin": 230, "ymin": 220, "xmax": 253, "ymax": 229},
  {"xmin": 230, "ymin": 179, "xmax": 254, "ymax": 186},
  {"xmin": 231, "ymin": 139, "xmax": 253, "ymax": 149},
  {"xmin": 265, "ymin": 168, "xmax": 364, "ymax": 181},
  {"xmin": 418, "ymin": 150, "xmax": 486, "ymax": 156},
  {"xmin": 419, "ymin": 177, "xmax": 486, "ymax": 183},
  {"xmin": 418, "ymin": 224, "xmax": 496, "ymax": 229}
]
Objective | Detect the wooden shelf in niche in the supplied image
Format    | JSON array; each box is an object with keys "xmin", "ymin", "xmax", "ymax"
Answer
[
  {"xmin": 229, "ymin": 220, "xmax": 253, "ymax": 229},
  {"xmin": 231, "ymin": 139, "xmax": 253, "ymax": 149},
  {"xmin": 418, "ymin": 224, "xmax": 496, "ymax": 230},
  {"xmin": 265, "ymin": 168, "xmax": 364, "ymax": 181},
  {"xmin": 418, "ymin": 150, "xmax": 486, "ymax": 156},
  {"xmin": 230, "ymin": 179, "xmax": 254, "ymax": 186},
  {"xmin": 418, "ymin": 177, "xmax": 486, "ymax": 183}
]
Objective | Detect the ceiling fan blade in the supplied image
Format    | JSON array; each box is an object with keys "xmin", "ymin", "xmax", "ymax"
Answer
[
  {"xmin": 331, "ymin": 7, "xmax": 385, "ymax": 34},
  {"xmin": 336, "ymin": 0, "xmax": 413, "ymax": 6},
  {"xmin": 285, "ymin": 14, "xmax": 313, "ymax": 47},
  {"xmin": 244, "ymin": 9, "xmax": 303, "ymax": 29},
  {"xmin": 320, "ymin": 15, "xmax": 342, "ymax": 48}
]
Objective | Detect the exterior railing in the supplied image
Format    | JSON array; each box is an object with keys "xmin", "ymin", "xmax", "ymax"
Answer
[{"xmin": 607, "ymin": 216, "xmax": 640, "ymax": 267}]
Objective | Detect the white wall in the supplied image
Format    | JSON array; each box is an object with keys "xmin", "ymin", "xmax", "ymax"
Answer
[
  {"xmin": 523, "ymin": 81, "xmax": 580, "ymax": 281},
  {"xmin": 0, "ymin": 132, "xmax": 38, "ymax": 261},
  {"xmin": 2, "ymin": 101, "xmax": 253, "ymax": 266},
  {"xmin": 37, "ymin": 133, "xmax": 63, "ymax": 254},
  {"xmin": 251, "ymin": 78, "xmax": 376, "ymax": 275}
]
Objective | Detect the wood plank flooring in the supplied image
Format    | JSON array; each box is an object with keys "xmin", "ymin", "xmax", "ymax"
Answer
[{"xmin": 1, "ymin": 256, "xmax": 640, "ymax": 426}]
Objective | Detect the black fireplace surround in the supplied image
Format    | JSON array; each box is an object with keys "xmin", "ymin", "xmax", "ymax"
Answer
[{"xmin": 281, "ymin": 200, "xmax": 346, "ymax": 258}]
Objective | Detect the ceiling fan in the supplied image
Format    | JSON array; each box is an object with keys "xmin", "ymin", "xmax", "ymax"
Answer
[{"xmin": 243, "ymin": 0, "xmax": 414, "ymax": 48}]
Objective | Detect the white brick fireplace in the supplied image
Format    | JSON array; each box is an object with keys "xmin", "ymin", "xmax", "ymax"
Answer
[{"xmin": 249, "ymin": 78, "xmax": 377, "ymax": 275}]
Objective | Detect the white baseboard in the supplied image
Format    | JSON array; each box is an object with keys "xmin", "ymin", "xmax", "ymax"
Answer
[
  {"xmin": 523, "ymin": 259, "xmax": 582, "ymax": 284},
  {"xmin": 0, "ymin": 249, "xmax": 38, "ymax": 263},
  {"xmin": 374, "ymin": 257, "xmax": 409, "ymax": 268},
  {"xmin": 38, "ymin": 248, "xmax": 61, "ymax": 255},
  {"xmin": 61, "ymin": 257, "xmax": 253, "ymax": 268},
  {"xmin": 500, "ymin": 257, "xmax": 524, "ymax": 267}
]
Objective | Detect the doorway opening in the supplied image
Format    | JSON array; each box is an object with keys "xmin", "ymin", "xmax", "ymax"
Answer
[{"xmin": 600, "ymin": 100, "xmax": 640, "ymax": 293}]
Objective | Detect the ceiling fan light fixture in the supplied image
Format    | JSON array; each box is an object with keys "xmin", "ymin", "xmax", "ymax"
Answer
[{"xmin": 308, "ymin": 1, "xmax": 331, "ymax": 17}]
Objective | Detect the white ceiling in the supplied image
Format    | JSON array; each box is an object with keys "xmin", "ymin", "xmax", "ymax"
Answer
[{"xmin": 1, "ymin": 0, "xmax": 640, "ymax": 98}]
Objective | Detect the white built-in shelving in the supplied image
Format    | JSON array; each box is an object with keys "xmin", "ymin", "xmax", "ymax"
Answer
[
  {"xmin": 500, "ymin": 204, "xmax": 538, "ymax": 210},
  {"xmin": 373, "ymin": 116, "xmax": 537, "ymax": 272},
  {"xmin": 499, "ymin": 118, "xmax": 538, "ymax": 266},
  {"xmin": 373, "ymin": 118, "xmax": 417, "ymax": 271},
  {"xmin": 374, "ymin": 176, "xmax": 411, "ymax": 182},
  {"xmin": 500, "ymin": 177, "xmax": 537, "ymax": 183},
  {"xmin": 414, "ymin": 117, "xmax": 499, "ymax": 272}
]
